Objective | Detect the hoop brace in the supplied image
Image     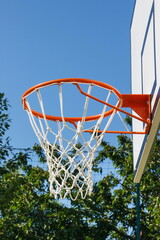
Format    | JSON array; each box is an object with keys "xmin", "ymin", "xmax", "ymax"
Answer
[{"xmin": 73, "ymin": 83, "xmax": 151, "ymax": 134}]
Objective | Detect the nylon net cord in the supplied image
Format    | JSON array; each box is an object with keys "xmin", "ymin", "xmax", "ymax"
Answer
[{"xmin": 25, "ymin": 83, "xmax": 130, "ymax": 200}]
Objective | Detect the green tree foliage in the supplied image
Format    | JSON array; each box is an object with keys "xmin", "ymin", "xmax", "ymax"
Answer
[
  {"xmin": 0, "ymin": 93, "xmax": 10, "ymax": 161},
  {"xmin": 0, "ymin": 93, "xmax": 159, "ymax": 239}
]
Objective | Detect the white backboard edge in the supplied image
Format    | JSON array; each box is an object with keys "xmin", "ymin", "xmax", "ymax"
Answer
[{"xmin": 134, "ymin": 98, "xmax": 160, "ymax": 182}]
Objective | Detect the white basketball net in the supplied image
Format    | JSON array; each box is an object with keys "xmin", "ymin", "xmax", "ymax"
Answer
[{"xmin": 23, "ymin": 82, "xmax": 124, "ymax": 200}]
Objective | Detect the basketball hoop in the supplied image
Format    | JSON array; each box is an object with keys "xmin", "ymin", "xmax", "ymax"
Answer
[{"xmin": 22, "ymin": 78, "xmax": 150, "ymax": 200}]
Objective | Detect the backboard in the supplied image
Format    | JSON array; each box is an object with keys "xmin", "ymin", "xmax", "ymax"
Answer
[{"xmin": 131, "ymin": 0, "xmax": 160, "ymax": 182}]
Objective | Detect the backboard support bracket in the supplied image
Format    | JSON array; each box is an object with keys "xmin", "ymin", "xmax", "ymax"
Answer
[{"xmin": 121, "ymin": 94, "xmax": 151, "ymax": 133}]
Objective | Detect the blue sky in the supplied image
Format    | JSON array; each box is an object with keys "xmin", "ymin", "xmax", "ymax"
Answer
[{"xmin": 0, "ymin": 0, "xmax": 135, "ymax": 148}]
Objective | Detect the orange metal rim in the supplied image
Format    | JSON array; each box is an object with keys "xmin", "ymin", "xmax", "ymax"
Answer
[
  {"xmin": 22, "ymin": 78, "xmax": 122, "ymax": 122},
  {"xmin": 22, "ymin": 78, "xmax": 122, "ymax": 99}
]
